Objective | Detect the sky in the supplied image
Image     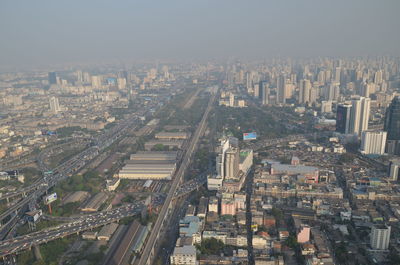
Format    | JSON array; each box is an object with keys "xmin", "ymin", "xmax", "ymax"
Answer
[{"xmin": 0, "ymin": 0, "xmax": 399, "ymax": 68}]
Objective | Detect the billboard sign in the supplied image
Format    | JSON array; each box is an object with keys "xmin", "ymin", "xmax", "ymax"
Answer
[
  {"xmin": 41, "ymin": 130, "xmax": 57, "ymax": 136},
  {"xmin": 44, "ymin": 193, "xmax": 57, "ymax": 205},
  {"xmin": 5, "ymin": 170, "xmax": 18, "ymax": 177},
  {"xmin": 243, "ymin": 132, "xmax": 257, "ymax": 141}
]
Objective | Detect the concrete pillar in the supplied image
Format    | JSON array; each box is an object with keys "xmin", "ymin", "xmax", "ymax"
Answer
[{"xmin": 33, "ymin": 245, "xmax": 42, "ymax": 261}]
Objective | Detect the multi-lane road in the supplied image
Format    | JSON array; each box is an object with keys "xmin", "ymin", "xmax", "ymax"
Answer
[
  {"xmin": 0, "ymin": 203, "xmax": 143, "ymax": 257},
  {"xmin": 0, "ymin": 113, "xmax": 140, "ymax": 241}
]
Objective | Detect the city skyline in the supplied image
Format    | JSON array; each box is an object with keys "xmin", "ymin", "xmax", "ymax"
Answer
[{"xmin": 1, "ymin": 0, "xmax": 400, "ymax": 70}]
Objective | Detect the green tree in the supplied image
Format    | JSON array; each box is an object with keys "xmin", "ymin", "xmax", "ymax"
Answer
[{"xmin": 196, "ymin": 238, "xmax": 225, "ymax": 255}]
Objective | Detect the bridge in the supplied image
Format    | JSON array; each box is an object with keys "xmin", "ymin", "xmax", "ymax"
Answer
[{"xmin": 0, "ymin": 203, "xmax": 143, "ymax": 257}]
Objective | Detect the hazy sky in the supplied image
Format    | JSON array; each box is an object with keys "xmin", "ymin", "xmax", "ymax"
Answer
[{"xmin": 1, "ymin": 0, "xmax": 399, "ymax": 68}]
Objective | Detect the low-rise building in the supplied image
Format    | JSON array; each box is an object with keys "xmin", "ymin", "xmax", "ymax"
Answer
[{"xmin": 170, "ymin": 245, "xmax": 197, "ymax": 265}]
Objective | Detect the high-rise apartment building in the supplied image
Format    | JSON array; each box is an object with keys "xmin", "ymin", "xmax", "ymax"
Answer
[
  {"xmin": 49, "ymin": 97, "xmax": 61, "ymax": 114},
  {"xmin": 370, "ymin": 225, "xmax": 391, "ymax": 250},
  {"xmin": 360, "ymin": 131, "xmax": 387, "ymax": 155},
  {"xmin": 216, "ymin": 137, "xmax": 238, "ymax": 179},
  {"xmin": 384, "ymin": 96, "xmax": 400, "ymax": 155},
  {"xmin": 349, "ymin": 96, "xmax": 370, "ymax": 136},
  {"xmin": 298, "ymin": 79, "xmax": 311, "ymax": 104},
  {"xmin": 225, "ymin": 147, "xmax": 239, "ymax": 179},
  {"xmin": 323, "ymin": 83, "xmax": 340, "ymax": 101}
]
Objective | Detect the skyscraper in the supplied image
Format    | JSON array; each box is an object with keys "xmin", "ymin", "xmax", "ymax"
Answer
[
  {"xmin": 298, "ymin": 79, "xmax": 311, "ymax": 104},
  {"xmin": 49, "ymin": 97, "xmax": 60, "ymax": 114},
  {"xmin": 48, "ymin": 72, "xmax": 57, "ymax": 85},
  {"xmin": 259, "ymin": 81, "xmax": 270, "ymax": 105},
  {"xmin": 384, "ymin": 96, "xmax": 400, "ymax": 154},
  {"xmin": 277, "ymin": 74, "xmax": 286, "ymax": 104},
  {"xmin": 336, "ymin": 104, "xmax": 352, "ymax": 134},
  {"xmin": 349, "ymin": 96, "xmax": 370, "ymax": 136},
  {"xmin": 370, "ymin": 225, "xmax": 391, "ymax": 250}
]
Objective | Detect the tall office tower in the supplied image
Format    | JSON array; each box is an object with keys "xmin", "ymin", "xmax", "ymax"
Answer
[
  {"xmin": 277, "ymin": 74, "xmax": 287, "ymax": 104},
  {"xmin": 48, "ymin": 72, "xmax": 57, "ymax": 85},
  {"xmin": 91, "ymin": 75, "xmax": 102, "ymax": 88},
  {"xmin": 384, "ymin": 96, "xmax": 400, "ymax": 155},
  {"xmin": 360, "ymin": 131, "xmax": 387, "ymax": 155},
  {"xmin": 389, "ymin": 160, "xmax": 400, "ymax": 181},
  {"xmin": 370, "ymin": 225, "xmax": 391, "ymax": 250},
  {"xmin": 259, "ymin": 81, "xmax": 270, "ymax": 105},
  {"xmin": 349, "ymin": 97, "xmax": 370, "ymax": 136},
  {"xmin": 298, "ymin": 79, "xmax": 311, "ymax": 104},
  {"xmin": 336, "ymin": 104, "xmax": 352, "ymax": 134},
  {"xmin": 258, "ymin": 81, "xmax": 267, "ymax": 100},
  {"xmin": 49, "ymin": 97, "xmax": 61, "ymax": 114},
  {"xmin": 334, "ymin": 67, "xmax": 341, "ymax": 84},
  {"xmin": 225, "ymin": 147, "xmax": 239, "ymax": 179},
  {"xmin": 374, "ymin": 70, "xmax": 383, "ymax": 84}
]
